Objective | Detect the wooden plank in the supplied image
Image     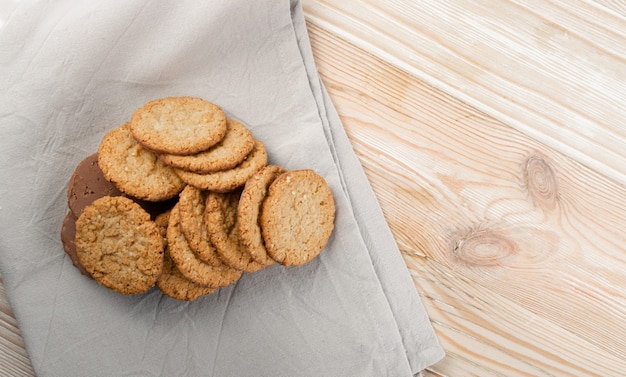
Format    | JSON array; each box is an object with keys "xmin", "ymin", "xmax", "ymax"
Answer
[
  {"xmin": 406, "ymin": 256, "xmax": 626, "ymax": 376},
  {"xmin": 592, "ymin": 0, "xmax": 626, "ymax": 17},
  {"xmin": 307, "ymin": 21, "xmax": 626, "ymax": 375},
  {"xmin": 302, "ymin": 0, "xmax": 626, "ymax": 186},
  {"xmin": 0, "ymin": 276, "xmax": 34, "ymax": 376}
]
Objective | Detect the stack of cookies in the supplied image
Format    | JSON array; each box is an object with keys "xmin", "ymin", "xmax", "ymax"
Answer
[{"xmin": 61, "ymin": 96, "xmax": 335, "ymax": 301}]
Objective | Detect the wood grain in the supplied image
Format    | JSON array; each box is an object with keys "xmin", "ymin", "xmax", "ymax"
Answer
[
  {"xmin": 306, "ymin": 20, "xmax": 626, "ymax": 376},
  {"xmin": 302, "ymin": 0, "xmax": 626, "ymax": 187},
  {"xmin": 0, "ymin": 275, "xmax": 34, "ymax": 376}
]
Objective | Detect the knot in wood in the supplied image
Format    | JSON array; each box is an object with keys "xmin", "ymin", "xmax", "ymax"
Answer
[
  {"xmin": 453, "ymin": 228, "xmax": 516, "ymax": 267},
  {"xmin": 524, "ymin": 155, "xmax": 558, "ymax": 210}
]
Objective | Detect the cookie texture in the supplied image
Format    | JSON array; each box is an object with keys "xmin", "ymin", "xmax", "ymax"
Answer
[
  {"xmin": 68, "ymin": 153, "xmax": 123, "ymax": 218},
  {"xmin": 260, "ymin": 170, "xmax": 335, "ymax": 266},
  {"xmin": 238, "ymin": 165, "xmax": 286, "ymax": 266},
  {"xmin": 178, "ymin": 185, "xmax": 222, "ymax": 267},
  {"xmin": 167, "ymin": 204, "xmax": 242, "ymax": 288},
  {"xmin": 206, "ymin": 191, "xmax": 265, "ymax": 272},
  {"xmin": 98, "ymin": 123, "xmax": 185, "ymax": 201},
  {"xmin": 130, "ymin": 96, "xmax": 227, "ymax": 155},
  {"xmin": 155, "ymin": 211, "xmax": 216, "ymax": 301},
  {"xmin": 75, "ymin": 196, "xmax": 164, "ymax": 295},
  {"xmin": 174, "ymin": 139, "xmax": 267, "ymax": 192},
  {"xmin": 158, "ymin": 249, "xmax": 217, "ymax": 301},
  {"xmin": 154, "ymin": 210, "xmax": 171, "ymax": 245},
  {"xmin": 159, "ymin": 119, "xmax": 255, "ymax": 173}
]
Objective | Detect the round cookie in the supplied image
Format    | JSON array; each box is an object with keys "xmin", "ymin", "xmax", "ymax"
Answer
[
  {"xmin": 238, "ymin": 165, "xmax": 286, "ymax": 266},
  {"xmin": 68, "ymin": 152, "xmax": 176, "ymax": 219},
  {"xmin": 177, "ymin": 185, "xmax": 222, "ymax": 267},
  {"xmin": 158, "ymin": 249, "xmax": 217, "ymax": 301},
  {"xmin": 98, "ymin": 123, "xmax": 186, "ymax": 201},
  {"xmin": 130, "ymin": 96, "xmax": 227, "ymax": 155},
  {"xmin": 167, "ymin": 204, "xmax": 242, "ymax": 288},
  {"xmin": 60, "ymin": 212, "xmax": 92, "ymax": 277},
  {"xmin": 260, "ymin": 170, "xmax": 335, "ymax": 266},
  {"xmin": 206, "ymin": 191, "xmax": 265, "ymax": 273},
  {"xmin": 154, "ymin": 211, "xmax": 216, "ymax": 301},
  {"xmin": 174, "ymin": 139, "xmax": 267, "ymax": 192},
  {"xmin": 67, "ymin": 153, "xmax": 123, "ymax": 218},
  {"xmin": 159, "ymin": 119, "xmax": 255, "ymax": 173},
  {"xmin": 75, "ymin": 196, "xmax": 164, "ymax": 295}
]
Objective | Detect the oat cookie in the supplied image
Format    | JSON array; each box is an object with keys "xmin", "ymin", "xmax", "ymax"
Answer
[
  {"xmin": 238, "ymin": 165, "xmax": 286, "ymax": 266},
  {"xmin": 75, "ymin": 196, "xmax": 164, "ymax": 295},
  {"xmin": 159, "ymin": 119, "xmax": 255, "ymax": 173},
  {"xmin": 67, "ymin": 152, "xmax": 176, "ymax": 219},
  {"xmin": 67, "ymin": 153, "xmax": 123, "ymax": 218},
  {"xmin": 158, "ymin": 249, "xmax": 217, "ymax": 301},
  {"xmin": 154, "ymin": 211, "xmax": 216, "ymax": 301},
  {"xmin": 167, "ymin": 204, "xmax": 242, "ymax": 288},
  {"xmin": 206, "ymin": 191, "xmax": 265, "ymax": 273},
  {"xmin": 98, "ymin": 123, "xmax": 185, "ymax": 201},
  {"xmin": 153, "ymin": 210, "xmax": 171, "ymax": 246},
  {"xmin": 61, "ymin": 212, "xmax": 92, "ymax": 277},
  {"xmin": 130, "ymin": 96, "xmax": 227, "ymax": 155},
  {"xmin": 178, "ymin": 185, "xmax": 222, "ymax": 267},
  {"xmin": 174, "ymin": 139, "xmax": 267, "ymax": 192},
  {"xmin": 260, "ymin": 170, "xmax": 335, "ymax": 266}
]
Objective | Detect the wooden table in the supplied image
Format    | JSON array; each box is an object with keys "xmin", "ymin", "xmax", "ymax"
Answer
[{"xmin": 2, "ymin": 1, "xmax": 625, "ymax": 375}]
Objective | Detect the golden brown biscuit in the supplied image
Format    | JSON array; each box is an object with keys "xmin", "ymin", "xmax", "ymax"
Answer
[
  {"xmin": 155, "ymin": 211, "xmax": 216, "ymax": 301},
  {"xmin": 206, "ymin": 191, "xmax": 265, "ymax": 273},
  {"xmin": 177, "ymin": 185, "xmax": 222, "ymax": 267},
  {"xmin": 98, "ymin": 123, "xmax": 185, "ymax": 201},
  {"xmin": 158, "ymin": 249, "xmax": 217, "ymax": 301},
  {"xmin": 130, "ymin": 96, "xmax": 227, "ymax": 155},
  {"xmin": 159, "ymin": 119, "xmax": 255, "ymax": 173},
  {"xmin": 260, "ymin": 170, "xmax": 335, "ymax": 266},
  {"xmin": 237, "ymin": 165, "xmax": 286, "ymax": 266},
  {"xmin": 167, "ymin": 204, "xmax": 242, "ymax": 288},
  {"xmin": 75, "ymin": 196, "xmax": 164, "ymax": 295},
  {"xmin": 174, "ymin": 139, "xmax": 267, "ymax": 192}
]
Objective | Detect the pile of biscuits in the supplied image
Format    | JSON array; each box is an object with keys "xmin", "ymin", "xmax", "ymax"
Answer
[{"xmin": 61, "ymin": 96, "xmax": 336, "ymax": 301}]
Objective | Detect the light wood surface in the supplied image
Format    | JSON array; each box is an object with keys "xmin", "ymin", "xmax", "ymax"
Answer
[
  {"xmin": 302, "ymin": 0, "xmax": 626, "ymax": 375},
  {"xmin": 0, "ymin": 276, "xmax": 33, "ymax": 376},
  {"xmin": 1, "ymin": 1, "xmax": 625, "ymax": 375},
  {"xmin": 303, "ymin": 0, "xmax": 626, "ymax": 187}
]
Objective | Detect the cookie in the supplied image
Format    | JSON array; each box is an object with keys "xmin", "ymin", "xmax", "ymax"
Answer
[
  {"xmin": 154, "ymin": 210, "xmax": 171, "ymax": 245},
  {"xmin": 159, "ymin": 119, "xmax": 255, "ymax": 173},
  {"xmin": 177, "ymin": 185, "xmax": 222, "ymax": 267},
  {"xmin": 67, "ymin": 153, "xmax": 123, "ymax": 218},
  {"xmin": 158, "ymin": 249, "xmax": 217, "ymax": 301},
  {"xmin": 68, "ymin": 152, "xmax": 177, "ymax": 219},
  {"xmin": 75, "ymin": 196, "xmax": 164, "ymax": 295},
  {"xmin": 155, "ymin": 211, "xmax": 216, "ymax": 301},
  {"xmin": 206, "ymin": 191, "xmax": 265, "ymax": 273},
  {"xmin": 167, "ymin": 204, "xmax": 242, "ymax": 288},
  {"xmin": 174, "ymin": 139, "xmax": 267, "ymax": 192},
  {"xmin": 238, "ymin": 165, "xmax": 286, "ymax": 266},
  {"xmin": 130, "ymin": 96, "xmax": 227, "ymax": 155},
  {"xmin": 98, "ymin": 123, "xmax": 186, "ymax": 201},
  {"xmin": 60, "ymin": 212, "xmax": 92, "ymax": 277},
  {"xmin": 260, "ymin": 170, "xmax": 335, "ymax": 266}
]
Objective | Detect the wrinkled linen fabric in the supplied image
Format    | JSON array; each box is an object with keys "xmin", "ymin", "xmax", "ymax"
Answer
[{"xmin": 0, "ymin": 1, "xmax": 444, "ymax": 376}]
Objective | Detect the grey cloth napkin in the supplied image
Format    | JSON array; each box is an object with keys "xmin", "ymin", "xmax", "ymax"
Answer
[{"xmin": 0, "ymin": 1, "xmax": 444, "ymax": 376}]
